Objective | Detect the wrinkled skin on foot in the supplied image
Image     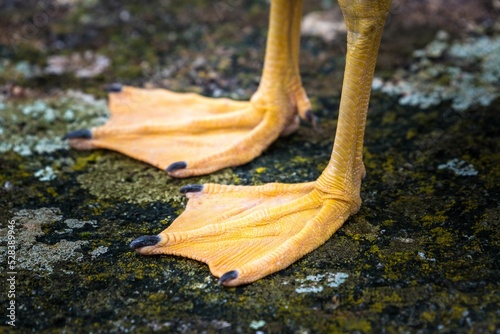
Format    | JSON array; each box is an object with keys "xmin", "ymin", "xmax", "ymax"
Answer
[
  {"xmin": 67, "ymin": 85, "xmax": 311, "ymax": 178},
  {"xmin": 130, "ymin": 0, "xmax": 392, "ymax": 286},
  {"xmin": 66, "ymin": 0, "xmax": 312, "ymax": 178},
  {"xmin": 131, "ymin": 182, "xmax": 358, "ymax": 286}
]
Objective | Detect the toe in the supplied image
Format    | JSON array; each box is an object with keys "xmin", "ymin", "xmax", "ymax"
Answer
[
  {"xmin": 106, "ymin": 83, "xmax": 123, "ymax": 93},
  {"xmin": 130, "ymin": 235, "xmax": 161, "ymax": 249},
  {"xmin": 218, "ymin": 270, "xmax": 239, "ymax": 286},
  {"xmin": 166, "ymin": 161, "xmax": 187, "ymax": 174},
  {"xmin": 63, "ymin": 129, "xmax": 92, "ymax": 140},
  {"xmin": 305, "ymin": 109, "xmax": 318, "ymax": 128},
  {"xmin": 180, "ymin": 184, "xmax": 204, "ymax": 194}
]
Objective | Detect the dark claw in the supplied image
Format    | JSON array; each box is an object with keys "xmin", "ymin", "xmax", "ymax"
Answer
[
  {"xmin": 129, "ymin": 235, "xmax": 161, "ymax": 249},
  {"xmin": 63, "ymin": 129, "xmax": 92, "ymax": 140},
  {"xmin": 166, "ymin": 161, "xmax": 187, "ymax": 173},
  {"xmin": 218, "ymin": 270, "xmax": 238, "ymax": 285},
  {"xmin": 105, "ymin": 83, "xmax": 123, "ymax": 93},
  {"xmin": 305, "ymin": 109, "xmax": 318, "ymax": 127},
  {"xmin": 180, "ymin": 184, "xmax": 204, "ymax": 194}
]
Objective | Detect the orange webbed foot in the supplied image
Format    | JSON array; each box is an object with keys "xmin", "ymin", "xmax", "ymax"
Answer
[
  {"xmin": 130, "ymin": 181, "xmax": 358, "ymax": 286},
  {"xmin": 66, "ymin": 84, "xmax": 312, "ymax": 177}
]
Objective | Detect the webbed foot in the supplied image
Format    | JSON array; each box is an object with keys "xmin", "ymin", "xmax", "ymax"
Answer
[
  {"xmin": 131, "ymin": 181, "xmax": 358, "ymax": 286},
  {"xmin": 66, "ymin": 84, "xmax": 311, "ymax": 177}
]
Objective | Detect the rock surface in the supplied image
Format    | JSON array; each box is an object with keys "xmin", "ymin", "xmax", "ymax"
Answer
[{"xmin": 0, "ymin": 0, "xmax": 498, "ymax": 333}]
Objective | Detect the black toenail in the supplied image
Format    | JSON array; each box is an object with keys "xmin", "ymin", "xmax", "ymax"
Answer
[
  {"xmin": 63, "ymin": 129, "xmax": 92, "ymax": 140},
  {"xmin": 129, "ymin": 235, "xmax": 161, "ymax": 249},
  {"xmin": 106, "ymin": 83, "xmax": 123, "ymax": 93},
  {"xmin": 166, "ymin": 161, "xmax": 187, "ymax": 173},
  {"xmin": 306, "ymin": 109, "xmax": 318, "ymax": 123},
  {"xmin": 305, "ymin": 109, "xmax": 313, "ymax": 121},
  {"xmin": 218, "ymin": 270, "xmax": 238, "ymax": 285},
  {"xmin": 180, "ymin": 184, "xmax": 204, "ymax": 194}
]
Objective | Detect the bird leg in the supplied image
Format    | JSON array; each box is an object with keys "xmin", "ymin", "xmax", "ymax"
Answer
[
  {"xmin": 66, "ymin": 0, "xmax": 311, "ymax": 178},
  {"xmin": 131, "ymin": 0, "xmax": 393, "ymax": 286}
]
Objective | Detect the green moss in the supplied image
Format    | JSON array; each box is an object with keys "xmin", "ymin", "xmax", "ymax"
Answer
[
  {"xmin": 420, "ymin": 311, "xmax": 436, "ymax": 323},
  {"xmin": 381, "ymin": 110, "xmax": 397, "ymax": 125},
  {"xmin": 430, "ymin": 227, "xmax": 454, "ymax": 246},
  {"xmin": 79, "ymin": 231, "xmax": 93, "ymax": 239},
  {"xmin": 290, "ymin": 155, "xmax": 311, "ymax": 164},
  {"xmin": 343, "ymin": 216, "xmax": 380, "ymax": 242},
  {"xmin": 0, "ymin": 1, "xmax": 498, "ymax": 333},
  {"xmin": 421, "ymin": 213, "xmax": 448, "ymax": 227},
  {"xmin": 405, "ymin": 127, "xmax": 418, "ymax": 140},
  {"xmin": 336, "ymin": 317, "xmax": 372, "ymax": 333},
  {"xmin": 382, "ymin": 155, "xmax": 395, "ymax": 174},
  {"xmin": 381, "ymin": 251, "xmax": 414, "ymax": 280},
  {"xmin": 255, "ymin": 166, "xmax": 267, "ymax": 174},
  {"xmin": 76, "ymin": 153, "xmax": 240, "ymax": 205},
  {"xmin": 72, "ymin": 151, "xmax": 104, "ymax": 171}
]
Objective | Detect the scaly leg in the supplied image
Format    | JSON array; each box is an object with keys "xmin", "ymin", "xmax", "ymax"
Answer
[
  {"xmin": 65, "ymin": 0, "xmax": 311, "ymax": 178},
  {"xmin": 130, "ymin": 0, "xmax": 393, "ymax": 286}
]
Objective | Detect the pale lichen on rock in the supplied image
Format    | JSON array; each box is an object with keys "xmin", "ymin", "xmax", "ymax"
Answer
[
  {"xmin": 0, "ymin": 208, "xmax": 95, "ymax": 273},
  {"xmin": 90, "ymin": 246, "xmax": 109, "ymax": 259},
  {"xmin": 0, "ymin": 92, "xmax": 108, "ymax": 158},
  {"xmin": 373, "ymin": 31, "xmax": 500, "ymax": 111},
  {"xmin": 45, "ymin": 51, "xmax": 111, "ymax": 78},
  {"xmin": 34, "ymin": 166, "xmax": 57, "ymax": 181},
  {"xmin": 295, "ymin": 272, "xmax": 349, "ymax": 293},
  {"xmin": 438, "ymin": 158, "xmax": 479, "ymax": 176}
]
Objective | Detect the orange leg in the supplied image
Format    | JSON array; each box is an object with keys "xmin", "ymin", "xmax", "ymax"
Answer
[
  {"xmin": 131, "ymin": 0, "xmax": 393, "ymax": 286},
  {"xmin": 65, "ymin": 0, "xmax": 311, "ymax": 178}
]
